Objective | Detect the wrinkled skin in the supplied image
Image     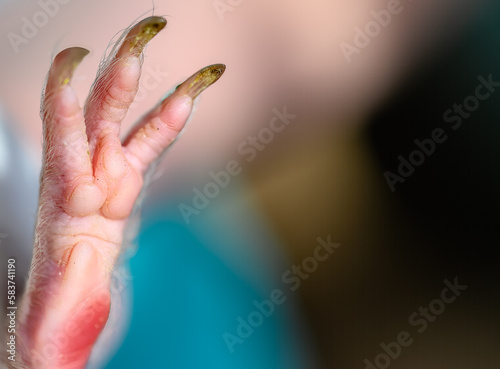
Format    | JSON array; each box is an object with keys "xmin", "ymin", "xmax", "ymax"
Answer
[{"xmin": 7, "ymin": 16, "xmax": 224, "ymax": 369}]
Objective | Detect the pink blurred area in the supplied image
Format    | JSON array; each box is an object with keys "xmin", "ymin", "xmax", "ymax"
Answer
[
  {"xmin": 0, "ymin": 0, "xmax": 247, "ymax": 176},
  {"xmin": 0, "ymin": 0, "xmax": 476, "ymax": 189}
]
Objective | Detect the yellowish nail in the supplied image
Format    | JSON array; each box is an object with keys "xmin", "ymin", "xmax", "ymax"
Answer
[
  {"xmin": 119, "ymin": 16, "xmax": 167, "ymax": 57},
  {"xmin": 175, "ymin": 64, "xmax": 226, "ymax": 100},
  {"xmin": 51, "ymin": 47, "xmax": 90, "ymax": 87}
]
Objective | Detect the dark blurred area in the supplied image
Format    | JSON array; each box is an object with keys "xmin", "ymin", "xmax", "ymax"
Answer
[
  {"xmin": 366, "ymin": 1, "xmax": 500, "ymax": 288},
  {"xmin": 368, "ymin": 2, "xmax": 500, "ymax": 245},
  {"xmin": 306, "ymin": 4, "xmax": 500, "ymax": 368},
  {"xmin": 247, "ymin": 3, "xmax": 500, "ymax": 368}
]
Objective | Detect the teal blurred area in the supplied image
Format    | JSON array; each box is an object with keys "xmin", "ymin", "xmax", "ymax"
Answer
[{"xmin": 105, "ymin": 185, "xmax": 313, "ymax": 369}]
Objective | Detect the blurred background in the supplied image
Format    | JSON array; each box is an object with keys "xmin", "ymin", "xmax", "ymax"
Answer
[{"xmin": 0, "ymin": 0, "xmax": 499, "ymax": 368}]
